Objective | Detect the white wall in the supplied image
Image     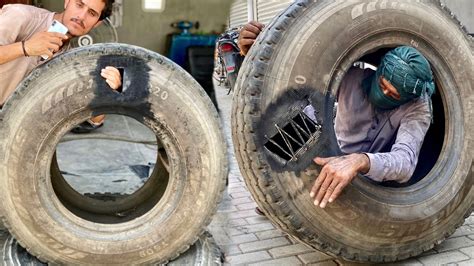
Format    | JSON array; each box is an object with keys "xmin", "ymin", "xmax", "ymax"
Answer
[{"xmin": 41, "ymin": 0, "xmax": 233, "ymax": 53}]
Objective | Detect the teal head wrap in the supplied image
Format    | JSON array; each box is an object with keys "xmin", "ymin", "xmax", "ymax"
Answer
[{"xmin": 363, "ymin": 46, "xmax": 435, "ymax": 110}]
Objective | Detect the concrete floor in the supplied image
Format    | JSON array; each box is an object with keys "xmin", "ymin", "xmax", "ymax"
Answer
[{"xmin": 56, "ymin": 115, "xmax": 157, "ymax": 195}]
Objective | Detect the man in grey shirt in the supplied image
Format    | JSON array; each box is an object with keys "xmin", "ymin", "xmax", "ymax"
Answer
[
  {"xmin": 238, "ymin": 24, "xmax": 435, "ymax": 209},
  {"xmin": 334, "ymin": 66, "xmax": 431, "ymax": 183},
  {"xmin": 310, "ymin": 46, "xmax": 434, "ymax": 208}
]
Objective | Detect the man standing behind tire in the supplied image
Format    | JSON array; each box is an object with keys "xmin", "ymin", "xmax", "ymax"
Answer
[
  {"xmin": 238, "ymin": 22, "xmax": 434, "ymax": 209},
  {"xmin": 0, "ymin": 0, "xmax": 121, "ymax": 132}
]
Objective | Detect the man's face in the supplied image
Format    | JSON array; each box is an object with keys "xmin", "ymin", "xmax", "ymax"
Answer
[
  {"xmin": 62, "ymin": 0, "xmax": 105, "ymax": 37},
  {"xmin": 379, "ymin": 76, "xmax": 401, "ymax": 100}
]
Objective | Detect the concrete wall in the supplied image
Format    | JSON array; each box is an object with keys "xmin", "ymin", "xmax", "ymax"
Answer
[
  {"xmin": 442, "ymin": 0, "xmax": 473, "ymax": 33},
  {"xmin": 41, "ymin": 0, "xmax": 232, "ymax": 53}
]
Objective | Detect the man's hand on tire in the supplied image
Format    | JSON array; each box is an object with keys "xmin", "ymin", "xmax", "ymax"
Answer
[
  {"xmin": 72, "ymin": 66, "xmax": 122, "ymax": 134},
  {"xmin": 238, "ymin": 21, "xmax": 264, "ymax": 56},
  {"xmin": 310, "ymin": 154, "xmax": 370, "ymax": 208},
  {"xmin": 100, "ymin": 66, "xmax": 122, "ymax": 90}
]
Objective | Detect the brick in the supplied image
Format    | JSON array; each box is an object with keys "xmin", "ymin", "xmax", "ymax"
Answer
[
  {"xmin": 209, "ymin": 213, "xmax": 228, "ymax": 225},
  {"xmin": 227, "ymin": 177, "xmax": 242, "ymax": 184},
  {"xmin": 239, "ymin": 237, "xmax": 291, "ymax": 253},
  {"xmin": 227, "ymin": 209, "xmax": 260, "ymax": 220},
  {"xmin": 221, "ymin": 245, "xmax": 242, "ymax": 256},
  {"xmin": 217, "ymin": 204, "xmax": 238, "ymax": 212},
  {"xmin": 226, "ymin": 251, "xmax": 271, "ymax": 265},
  {"xmin": 249, "ymin": 256, "xmax": 303, "ymax": 266},
  {"xmin": 269, "ymin": 243, "xmax": 313, "ymax": 258},
  {"xmin": 298, "ymin": 251, "xmax": 334, "ymax": 264},
  {"xmin": 227, "ymin": 185, "xmax": 248, "ymax": 193},
  {"xmin": 434, "ymin": 236, "xmax": 474, "ymax": 252},
  {"xmin": 230, "ymin": 191, "xmax": 252, "ymax": 199},
  {"xmin": 255, "ymin": 229, "xmax": 285, "ymax": 240},
  {"xmin": 245, "ymin": 216, "xmax": 270, "ymax": 225},
  {"xmin": 231, "ymin": 196, "xmax": 254, "ymax": 205},
  {"xmin": 227, "ymin": 218, "xmax": 248, "ymax": 227},
  {"xmin": 228, "ymin": 223, "xmax": 275, "ymax": 236},
  {"xmin": 418, "ymin": 250, "xmax": 470, "ymax": 265},
  {"xmin": 236, "ymin": 202, "xmax": 258, "ymax": 211},
  {"xmin": 229, "ymin": 233, "xmax": 258, "ymax": 244},
  {"xmin": 460, "ymin": 246, "xmax": 474, "ymax": 258},
  {"xmin": 450, "ymin": 225, "xmax": 474, "ymax": 238},
  {"xmin": 208, "ymin": 226, "xmax": 232, "ymax": 245}
]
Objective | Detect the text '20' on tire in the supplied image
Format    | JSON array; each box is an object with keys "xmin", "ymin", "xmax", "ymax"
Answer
[
  {"xmin": 232, "ymin": 0, "xmax": 473, "ymax": 263},
  {"xmin": 0, "ymin": 44, "xmax": 227, "ymax": 264}
]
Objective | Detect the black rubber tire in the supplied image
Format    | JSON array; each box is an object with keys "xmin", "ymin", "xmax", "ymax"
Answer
[
  {"xmin": 1, "ymin": 232, "xmax": 46, "ymax": 266},
  {"xmin": 167, "ymin": 231, "xmax": 223, "ymax": 266},
  {"xmin": 0, "ymin": 230, "xmax": 222, "ymax": 266},
  {"xmin": 232, "ymin": 0, "xmax": 473, "ymax": 262},
  {"xmin": 0, "ymin": 43, "xmax": 227, "ymax": 264}
]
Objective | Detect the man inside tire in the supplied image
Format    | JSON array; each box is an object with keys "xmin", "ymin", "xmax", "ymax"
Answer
[
  {"xmin": 0, "ymin": 0, "xmax": 121, "ymax": 133},
  {"xmin": 239, "ymin": 22, "xmax": 435, "ymax": 209}
]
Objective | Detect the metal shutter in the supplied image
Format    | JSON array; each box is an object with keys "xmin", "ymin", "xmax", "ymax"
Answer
[
  {"xmin": 229, "ymin": 0, "xmax": 249, "ymax": 28},
  {"xmin": 441, "ymin": 0, "xmax": 473, "ymax": 33},
  {"xmin": 256, "ymin": 0, "xmax": 293, "ymax": 25}
]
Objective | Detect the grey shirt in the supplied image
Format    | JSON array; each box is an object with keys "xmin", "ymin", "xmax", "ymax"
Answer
[{"xmin": 335, "ymin": 67, "xmax": 431, "ymax": 183}]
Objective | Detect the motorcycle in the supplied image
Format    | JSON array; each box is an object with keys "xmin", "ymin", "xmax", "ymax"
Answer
[{"xmin": 214, "ymin": 27, "xmax": 244, "ymax": 93}]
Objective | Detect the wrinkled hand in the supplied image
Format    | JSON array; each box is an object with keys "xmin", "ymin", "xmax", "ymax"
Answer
[
  {"xmin": 238, "ymin": 21, "xmax": 264, "ymax": 56},
  {"xmin": 24, "ymin": 31, "xmax": 68, "ymax": 58},
  {"xmin": 310, "ymin": 154, "xmax": 370, "ymax": 208},
  {"xmin": 101, "ymin": 66, "xmax": 122, "ymax": 90}
]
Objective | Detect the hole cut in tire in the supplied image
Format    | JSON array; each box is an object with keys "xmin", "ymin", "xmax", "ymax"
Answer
[{"xmin": 52, "ymin": 114, "xmax": 169, "ymax": 224}]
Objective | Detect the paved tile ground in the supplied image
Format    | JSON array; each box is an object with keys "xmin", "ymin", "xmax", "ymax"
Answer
[{"xmin": 207, "ymin": 84, "xmax": 474, "ymax": 265}]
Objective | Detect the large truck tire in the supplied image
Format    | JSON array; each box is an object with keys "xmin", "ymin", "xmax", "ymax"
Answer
[
  {"xmin": 232, "ymin": 0, "xmax": 473, "ymax": 262},
  {"xmin": 0, "ymin": 44, "xmax": 227, "ymax": 264}
]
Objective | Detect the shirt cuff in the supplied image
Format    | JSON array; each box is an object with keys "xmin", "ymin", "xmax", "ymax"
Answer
[{"xmin": 364, "ymin": 153, "xmax": 384, "ymax": 182}]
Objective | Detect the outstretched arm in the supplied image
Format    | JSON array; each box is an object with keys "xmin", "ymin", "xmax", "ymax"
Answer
[
  {"xmin": 310, "ymin": 154, "xmax": 370, "ymax": 209},
  {"xmin": 310, "ymin": 97, "xmax": 431, "ymax": 208}
]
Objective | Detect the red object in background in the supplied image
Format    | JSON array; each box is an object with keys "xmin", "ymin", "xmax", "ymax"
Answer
[
  {"xmin": 220, "ymin": 43, "xmax": 234, "ymax": 53},
  {"xmin": 0, "ymin": 0, "xmax": 31, "ymax": 8}
]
